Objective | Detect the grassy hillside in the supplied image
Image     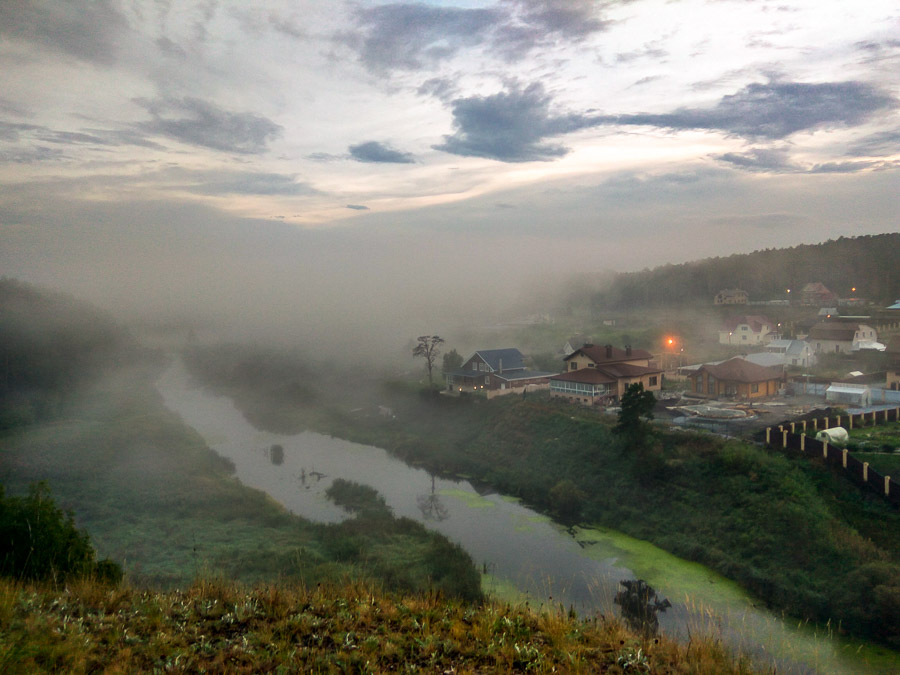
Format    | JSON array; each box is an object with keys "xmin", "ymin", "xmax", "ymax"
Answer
[
  {"xmin": 0, "ymin": 577, "xmax": 759, "ymax": 674},
  {"xmin": 183, "ymin": 345, "xmax": 900, "ymax": 650}
]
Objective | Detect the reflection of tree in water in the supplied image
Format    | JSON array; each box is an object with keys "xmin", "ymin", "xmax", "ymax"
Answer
[
  {"xmin": 614, "ymin": 579, "xmax": 671, "ymax": 637},
  {"xmin": 416, "ymin": 474, "xmax": 449, "ymax": 522}
]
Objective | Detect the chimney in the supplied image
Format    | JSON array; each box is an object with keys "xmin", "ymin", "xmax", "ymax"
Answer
[
  {"xmin": 605, "ymin": 344, "xmax": 612, "ymax": 358},
  {"xmin": 626, "ymin": 345, "xmax": 632, "ymax": 356},
  {"xmin": 499, "ymin": 358, "xmax": 503, "ymax": 374}
]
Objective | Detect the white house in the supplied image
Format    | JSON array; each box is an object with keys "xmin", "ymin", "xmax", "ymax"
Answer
[{"xmin": 719, "ymin": 315, "xmax": 776, "ymax": 346}]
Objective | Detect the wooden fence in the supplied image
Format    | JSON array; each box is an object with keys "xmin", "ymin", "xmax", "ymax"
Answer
[{"xmin": 765, "ymin": 407, "xmax": 900, "ymax": 508}]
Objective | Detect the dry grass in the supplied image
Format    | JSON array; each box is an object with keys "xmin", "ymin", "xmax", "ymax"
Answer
[{"xmin": 0, "ymin": 577, "xmax": 761, "ymax": 673}]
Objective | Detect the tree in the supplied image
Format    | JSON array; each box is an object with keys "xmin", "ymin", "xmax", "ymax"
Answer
[
  {"xmin": 615, "ymin": 382, "xmax": 657, "ymax": 455},
  {"xmin": 442, "ymin": 348, "xmax": 463, "ymax": 374},
  {"xmin": 412, "ymin": 335, "xmax": 444, "ymax": 387},
  {"xmin": 615, "ymin": 579, "xmax": 671, "ymax": 636}
]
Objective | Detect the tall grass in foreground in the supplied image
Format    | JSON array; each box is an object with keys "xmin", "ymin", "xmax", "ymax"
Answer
[{"xmin": 0, "ymin": 576, "xmax": 760, "ymax": 673}]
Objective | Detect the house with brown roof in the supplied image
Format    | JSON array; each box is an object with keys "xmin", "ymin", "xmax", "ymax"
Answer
[
  {"xmin": 687, "ymin": 357, "xmax": 784, "ymax": 400},
  {"xmin": 714, "ymin": 288, "xmax": 749, "ymax": 305},
  {"xmin": 806, "ymin": 320, "xmax": 878, "ymax": 354},
  {"xmin": 550, "ymin": 344, "xmax": 662, "ymax": 407},
  {"xmin": 718, "ymin": 315, "xmax": 776, "ymax": 346},
  {"xmin": 801, "ymin": 282, "xmax": 837, "ymax": 307}
]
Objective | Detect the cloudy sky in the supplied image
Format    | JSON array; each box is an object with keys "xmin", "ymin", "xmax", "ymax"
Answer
[{"xmin": 0, "ymin": 1, "xmax": 898, "ymax": 347}]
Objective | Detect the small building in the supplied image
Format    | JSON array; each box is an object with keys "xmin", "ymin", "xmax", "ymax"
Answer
[
  {"xmin": 765, "ymin": 339, "xmax": 817, "ymax": 368},
  {"xmin": 714, "ymin": 288, "xmax": 748, "ymax": 305},
  {"xmin": 687, "ymin": 357, "xmax": 783, "ymax": 400},
  {"xmin": 801, "ymin": 282, "xmax": 837, "ymax": 307},
  {"xmin": 886, "ymin": 336, "xmax": 900, "ymax": 391},
  {"xmin": 718, "ymin": 315, "xmax": 776, "ymax": 346},
  {"xmin": 446, "ymin": 348, "xmax": 554, "ymax": 397},
  {"xmin": 825, "ymin": 384, "xmax": 871, "ymax": 407}
]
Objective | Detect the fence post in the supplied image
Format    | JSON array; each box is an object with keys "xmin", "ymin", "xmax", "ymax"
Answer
[
  {"xmin": 790, "ymin": 422, "xmax": 795, "ymax": 433},
  {"xmin": 836, "ymin": 415, "xmax": 841, "ymax": 428},
  {"xmin": 824, "ymin": 417, "xmax": 829, "ymax": 429},
  {"xmin": 863, "ymin": 462, "xmax": 869, "ymax": 482},
  {"xmin": 800, "ymin": 434, "xmax": 805, "ymax": 451},
  {"xmin": 766, "ymin": 427, "xmax": 771, "ymax": 445},
  {"xmin": 802, "ymin": 420, "xmax": 807, "ymax": 432},
  {"xmin": 842, "ymin": 448, "xmax": 848, "ymax": 468},
  {"xmin": 886, "ymin": 476, "xmax": 891, "ymax": 497},
  {"xmin": 814, "ymin": 418, "xmax": 818, "ymax": 431},
  {"xmin": 849, "ymin": 415, "xmax": 853, "ymax": 429},
  {"xmin": 823, "ymin": 441, "xmax": 828, "ymax": 458},
  {"xmin": 782, "ymin": 430, "xmax": 788, "ymax": 448}
]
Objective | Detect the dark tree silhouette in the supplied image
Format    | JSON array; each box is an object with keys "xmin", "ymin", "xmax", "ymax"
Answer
[
  {"xmin": 413, "ymin": 335, "xmax": 444, "ymax": 387},
  {"xmin": 615, "ymin": 382, "xmax": 656, "ymax": 442},
  {"xmin": 615, "ymin": 579, "xmax": 672, "ymax": 636}
]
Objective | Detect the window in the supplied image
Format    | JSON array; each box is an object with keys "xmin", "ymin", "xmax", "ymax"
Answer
[
  {"xmin": 751, "ymin": 383, "xmax": 759, "ymax": 393},
  {"xmin": 485, "ymin": 376, "xmax": 490, "ymax": 385},
  {"xmin": 471, "ymin": 362, "xmax": 478, "ymax": 371},
  {"xmin": 570, "ymin": 362, "xmax": 577, "ymax": 371},
  {"xmin": 648, "ymin": 376, "xmax": 658, "ymax": 387},
  {"xmin": 707, "ymin": 375, "xmax": 716, "ymax": 395},
  {"xmin": 479, "ymin": 362, "xmax": 485, "ymax": 371}
]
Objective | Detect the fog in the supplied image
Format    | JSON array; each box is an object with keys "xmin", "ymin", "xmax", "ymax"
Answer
[{"xmin": 0, "ymin": 197, "xmax": 613, "ymax": 368}]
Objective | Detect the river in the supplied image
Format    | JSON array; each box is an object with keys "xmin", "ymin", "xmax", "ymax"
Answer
[{"xmin": 156, "ymin": 359, "xmax": 898, "ymax": 674}]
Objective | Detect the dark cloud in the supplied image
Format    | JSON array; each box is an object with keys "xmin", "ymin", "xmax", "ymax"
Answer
[
  {"xmin": 0, "ymin": 146, "xmax": 64, "ymax": 164},
  {"xmin": 433, "ymin": 83, "xmax": 596, "ymax": 162},
  {"xmin": 417, "ymin": 78, "xmax": 459, "ymax": 102},
  {"xmin": 0, "ymin": 121, "xmax": 42, "ymax": 141},
  {"xmin": 714, "ymin": 147, "xmax": 796, "ymax": 172},
  {"xmin": 346, "ymin": 204, "xmax": 370, "ymax": 211},
  {"xmin": 848, "ymin": 129, "xmax": 900, "ymax": 156},
  {"xmin": 136, "ymin": 97, "xmax": 282, "ymax": 154},
  {"xmin": 0, "ymin": 0, "xmax": 129, "ymax": 65},
  {"xmin": 810, "ymin": 160, "xmax": 898, "ymax": 174},
  {"xmin": 611, "ymin": 81, "xmax": 896, "ymax": 139},
  {"xmin": 349, "ymin": 141, "xmax": 415, "ymax": 164},
  {"xmin": 349, "ymin": 3, "xmax": 501, "ymax": 71},
  {"xmin": 493, "ymin": 0, "xmax": 608, "ymax": 58}
]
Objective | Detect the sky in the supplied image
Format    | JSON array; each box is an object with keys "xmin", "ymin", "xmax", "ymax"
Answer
[{"xmin": 0, "ymin": 1, "xmax": 898, "ymax": 354}]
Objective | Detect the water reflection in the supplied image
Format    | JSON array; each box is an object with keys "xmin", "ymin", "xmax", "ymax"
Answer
[{"xmin": 156, "ymin": 359, "xmax": 896, "ymax": 675}]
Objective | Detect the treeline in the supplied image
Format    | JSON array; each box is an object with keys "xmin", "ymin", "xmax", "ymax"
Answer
[
  {"xmin": 593, "ymin": 234, "xmax": 900, "ymax": 309},
  {"xmin": 0, "ymin": 278, "xmax": 143, "ymax": 430}
]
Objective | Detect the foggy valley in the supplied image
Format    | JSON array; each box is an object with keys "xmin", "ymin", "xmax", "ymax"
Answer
[{"xmin": 2, "ymin": 0, "xmax": 899, "ymax": 672}]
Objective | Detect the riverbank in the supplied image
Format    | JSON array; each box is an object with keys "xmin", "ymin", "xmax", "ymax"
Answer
[
  {"xmin": 0, "ymin": 576, "xmax": 760, "ymax": 674},
  {"xmin": 182, "ymin": 343, "xmax": 900, "ymax": 654}
]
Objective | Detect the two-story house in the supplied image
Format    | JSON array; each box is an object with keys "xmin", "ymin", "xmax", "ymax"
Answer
[
  {"xmin": 807, "ymin": 320, "xmax": 878, "ymax": 354},
  {"xmin": 446, "ymin": 348, "xmax": 554, "ymax": 397},
  {"xmin": 550, "ymin": 344, "xmax": 662, "ymax": 407},
  {"xmin": 718, "ymin": 315, "xmax": 775, "ymax": 346}
]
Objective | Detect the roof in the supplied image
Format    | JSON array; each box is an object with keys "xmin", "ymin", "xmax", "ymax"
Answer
[
  {"xmin": 551, "ymin": 369, "xmax": 617, "ymax": 384},
  {"xmin": 802, "ymin": 282, "xmax": 835, "ymax": 295},
  {"xmin": 807, "ymin": 322, "xmax": 859, "ymax": 341},
  {"xmin": 471, "ymin": 348, "xmax": 525, "ymax": 372},
  {"xmin": 494, "ymin": 369, "xmax": 556, "ymax": 382},
  {"xmin": 695, "ymin": 357, "xmax": 783, "ymax": 383},
  {"xmin": 888, "ymin": 300, "xmax": 900, "ymax": 310},
  {"xmin": 721, "ymin": 315, "xmax": 773, "ymax": 333},
  {"xmin": 565, "ymin": 344, "xmax": 653, "ymax": 365},
  {"xmin": 826, "ymin": 384, "xmax": 871, "ymax": 395},
  {"xmin": 766, "ymin": 339, "xmax": 809, "ymax": 355},
  {"xmin": 742, "ymin": 352, "xmax": 785, "ymax": 368}
]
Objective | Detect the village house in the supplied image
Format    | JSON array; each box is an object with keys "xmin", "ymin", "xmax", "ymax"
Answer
[
  {"xmin": 887, "ymin": 336, "xmax": 900, "ymax": 391},
  {"xmin": 550, "ymin": 344, "xmax": 662, "ymax": 407},
  {"xmin": 806, "ymin": 320, "xmax": 878, "ymax": 354},
  {"xmin": 800, "ymin": 282, "xmax": 837, "ymax": 307},
  {"xmin": 714, "ymin": 288, "xmax": 748, "ymax": 305},
  {"xmin": 445, "ymin": 348, "xmax": 554, "ymax": 397},
  {"xmin": 718, "ymin": 315, "xmax": 776, "ymax": 346},
  {"xmin": 765, "ymin": 339, "xmax": 817, "ymax": 369},
  {"xmin": 687, "ymin": 357, "xmax": 783, "ymax": 400}
]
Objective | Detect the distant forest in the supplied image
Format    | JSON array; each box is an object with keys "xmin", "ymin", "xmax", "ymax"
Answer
[{"xmin": 593, "ymin": 234, "xmax": 900, "ymax": 309}]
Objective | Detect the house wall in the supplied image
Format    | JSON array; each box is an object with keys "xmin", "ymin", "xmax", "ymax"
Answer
[
  {"xmin": 718, "ymin": 323, "xmax": 773, "ymax": 346},
  {"xmin": 689, "ymin": 372, "xmax": 780, "ymax": 399}
]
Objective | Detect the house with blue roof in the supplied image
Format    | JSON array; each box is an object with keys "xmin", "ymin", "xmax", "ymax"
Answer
[{"xmin": 445, "ymin": 348, "xmax": 556, "ymax": 397}]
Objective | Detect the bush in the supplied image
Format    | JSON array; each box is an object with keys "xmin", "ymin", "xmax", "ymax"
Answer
[{"xmin": 0, "ymin": 482, "xmax": 122, "ymax": 584}]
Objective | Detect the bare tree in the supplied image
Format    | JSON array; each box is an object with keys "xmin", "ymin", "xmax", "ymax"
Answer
[{"xmin": 412, "ymin": 335, "xmax": 444, "ymax": 387}]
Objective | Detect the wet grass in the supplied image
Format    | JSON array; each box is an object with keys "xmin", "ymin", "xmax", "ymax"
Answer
[{"xmin": 0, "ymin": 576, "xmax": 761, "ymax": 674}]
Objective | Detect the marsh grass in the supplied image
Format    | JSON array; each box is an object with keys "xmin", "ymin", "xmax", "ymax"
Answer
[{"xmin": 0, "ymin": 576, "xmax": 760, "ymax": 674}]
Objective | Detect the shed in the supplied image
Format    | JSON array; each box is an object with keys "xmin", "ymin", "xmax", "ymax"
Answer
[{"xmin": 825, "ymin": 384, "xmax": 871, "ymax": 407}]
